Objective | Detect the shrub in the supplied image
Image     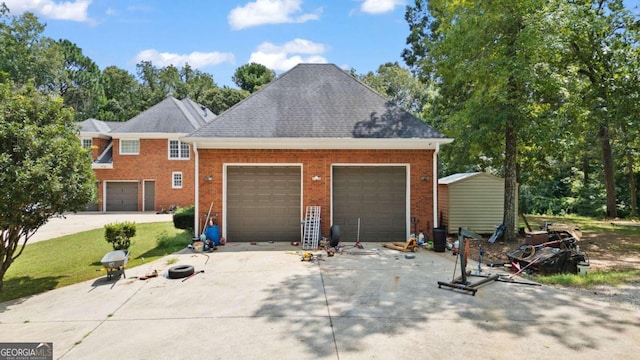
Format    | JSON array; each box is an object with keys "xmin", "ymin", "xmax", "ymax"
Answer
[
  {"xmin": 173, "ymin": 205, "xmax": 194, "ymax": 230},
  {"xmin": 104, "ymin": 221, "xmax": 137, "ymax": 250}
]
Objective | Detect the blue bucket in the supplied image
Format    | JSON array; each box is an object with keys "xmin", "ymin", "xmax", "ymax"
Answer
[{"xmin": 205, "ymin": 225, "xmax": 221, "ymax": 246}]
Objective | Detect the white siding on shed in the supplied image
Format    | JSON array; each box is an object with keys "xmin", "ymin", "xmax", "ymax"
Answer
[{"xmin": 438, "ymin": 173, "xmax": 511, "ymax": 234}]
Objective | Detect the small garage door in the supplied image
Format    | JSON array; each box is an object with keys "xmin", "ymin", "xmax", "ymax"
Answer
[
  {"xmin": 227, "ymin": 166, "xmax": 301, "ymax": 242},
  {"xmin": 333, "ymin": 166, "xmax": 406, "ymax": 242},
  {"xmin": 106, "ymin": 182, "xmax": 138, "ymax": 211}
]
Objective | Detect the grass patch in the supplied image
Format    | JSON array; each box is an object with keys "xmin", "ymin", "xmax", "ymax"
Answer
[
  {"xmin": 524, "ymin": 214, "xmax": 640, "ymax": 237},
  {"xmin": 0, "ymin": 222, "xmax": 192, "ymax": 303},
  {"xmin": 535, "ymin": 269, "xmax": 640, "ymax": 288}
]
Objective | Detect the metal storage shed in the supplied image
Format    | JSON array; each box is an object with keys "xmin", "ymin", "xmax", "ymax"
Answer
[{"xmin": 438, "ymin": 172, "xmax": 511, "ymax": 234}]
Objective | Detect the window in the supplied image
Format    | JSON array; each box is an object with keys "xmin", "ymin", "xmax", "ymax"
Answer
[
  {"xmin": 172, "ymin": 172, "xmax": 183, "ymax": 189},
  {"xmin": 120, "ymin": 139, "xmax": 139, "ymax": 155},
  {"xmin": 82, "ymin": 138, "xmax": 92, "ymax": 149},
  {"xmin": 169, "ymin": 140, "xmax": 190, "ymax": 159}
]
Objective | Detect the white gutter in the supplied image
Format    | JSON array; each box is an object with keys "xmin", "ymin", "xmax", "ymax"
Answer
[
  {"xmin": 193, "ymin": 142, "xmax": 200, "ymax": 238},
  {"xmin": 433, "ymin": 142, "xmax": 440, "ymax": 228},
  {"xmin": 184, "ymin": 137, "xmax": 454, "ymax": 150}
]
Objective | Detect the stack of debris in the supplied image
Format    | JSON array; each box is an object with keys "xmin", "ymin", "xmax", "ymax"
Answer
[{"xmin": 507, "ymin": 222, "xmax": 587, "ymax": 275}]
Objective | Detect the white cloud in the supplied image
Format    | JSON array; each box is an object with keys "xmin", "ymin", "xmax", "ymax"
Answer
[
  {"xmin": 228, "ymin": 0, "xmax": 321, "ymax": 30},
  {"xmin": 133, "ymin": 49, "xmax": 236, "ymax": 69},
  {"xmin": 360, "ymin": 0, "xmax": 404, "ymax": 14},
  {"xmin": 3, "ymin": 0, "xmax": 92, "ymax": 22},
  {"xmin": 248, "ymin": 38, "xmax": 327, "ymax": 71}
]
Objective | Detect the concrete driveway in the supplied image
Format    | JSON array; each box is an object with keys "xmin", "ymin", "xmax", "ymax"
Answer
[
  {"xmin": 1, "ymin": 238, "xmax": 639, "ymax": 359},
  {"xmin": 28, "ymin": 212, "xmax": 174, "ymax": 243}
]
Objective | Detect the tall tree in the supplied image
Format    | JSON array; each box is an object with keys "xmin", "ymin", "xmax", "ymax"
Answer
[
  {"xmin": 358, "ymin": 62, "xmax": 433, "ymax": 115},
  {"xmin": 404, "ymin": 0, "xmax": 554, "ymax": 241},
  {"xmin": 48, "ymin": 39, "xmax": 104, "ymax": 120},
  {"xmin": 0, "ymin": 81, "xmax": 96, "ymax": 291},
  {"xmin": 180, "ymin": 63, "xmax": 217, "ymax": 104},
  {"xmin": 232, "ymin": 62, "xmax": 275, "ymax": 93},
  {"xmin": 560, "ymin": 0, "xmax": 639, "ymax": 218},
  {"xmin": 99, "ymin": 66, "xmax": 144, "ymax": 121},
  {"xmin": 0, "ymin": 6, "xmax": 59, "ymax": 88},
  {"xmin": 201, "ymin": 86, "xmax": 249, "ymax": 115}
]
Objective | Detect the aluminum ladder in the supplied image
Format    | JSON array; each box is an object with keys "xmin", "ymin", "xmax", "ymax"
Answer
[{"xmin": 302, "ymin": 206, "xmax": 321, "ymax": 250}]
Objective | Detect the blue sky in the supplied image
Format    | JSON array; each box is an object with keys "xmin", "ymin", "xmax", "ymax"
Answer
[
  {"xmin": 3, "ymin": 1, "xmax": 639, "ymax": 88},
  {"xmin": 3, "ymin": 0, "xmax": 412, "ymax": 87}
]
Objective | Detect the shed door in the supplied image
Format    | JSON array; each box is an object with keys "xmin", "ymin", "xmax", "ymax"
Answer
[
  {"xmin": 226, "ymin": 166, "xmax": 301, "ymax": 242},
  {"xmin": 106, "ymin": 182, "xmax": 138, "ymax": 211},
  {"xmin": 333, "ymin": 166, "xmax": 406, "ymax": 242}
]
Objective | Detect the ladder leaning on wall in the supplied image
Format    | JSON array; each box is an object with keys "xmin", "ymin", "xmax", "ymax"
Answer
[{"xmin": 302, "ymin": 206, "xmax": 321, "ymax": 250}]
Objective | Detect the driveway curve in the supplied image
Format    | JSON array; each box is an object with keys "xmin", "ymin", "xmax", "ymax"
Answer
[{"xmin": 29, "ymin": 212, "xmax": 174, "ymax": 243}]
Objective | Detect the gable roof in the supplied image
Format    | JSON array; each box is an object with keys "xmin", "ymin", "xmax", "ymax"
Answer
[
  {"xmin": 77, "ymin": 118, "xmax": 120, "ymax": 139},
  {"xmin": 186, "ymin": 63, "xmax": 452, "ymax": 149},
  {"xmin": 112, "ymin": 96, "xmax": 215, "ymax": 136}
]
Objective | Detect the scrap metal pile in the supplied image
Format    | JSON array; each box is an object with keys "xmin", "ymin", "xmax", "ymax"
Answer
[{"xmin": 506, "ymin": 222, "xmax": 587, "ymax": 275}]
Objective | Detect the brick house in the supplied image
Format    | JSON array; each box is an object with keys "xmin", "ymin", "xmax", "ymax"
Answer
[
  {"xmin": 78, "ymin": 97, "xmax": 216, "ymax": 211},
  {"xmin": 185, "ymin": 64, "xmax": 453, "ymax": 243}
]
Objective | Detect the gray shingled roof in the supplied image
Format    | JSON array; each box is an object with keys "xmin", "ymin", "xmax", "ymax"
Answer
[
  {"xmin": 188, "ymin": 63, "xmax": 446, "ymax": 139},
  {"xmin": 77, "ymin": 118, "xmax": 114, "ymax": 133},
  {"xmin": 113, "ymin": 97, "xmax": 215, "ymax": 134}
]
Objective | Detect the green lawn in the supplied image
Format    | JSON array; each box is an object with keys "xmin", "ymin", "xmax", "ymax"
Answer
[
  {"xmin": 535, "ymin": 269, "xmax": 640, "ymax": 287},
  {"xmin": 1, "ymin": 222, "xmax": 192, "ymax": 303}
]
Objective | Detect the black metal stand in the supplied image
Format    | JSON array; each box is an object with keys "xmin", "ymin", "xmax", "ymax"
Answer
[{"xmin": 437, "ymin": 227, "xmax": 498, "ymax": 296}]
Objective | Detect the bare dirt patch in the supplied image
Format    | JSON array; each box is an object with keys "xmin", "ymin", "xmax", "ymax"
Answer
[
  {"xmin": 442, "ymin": 218, "xmax": 640, "ymax": 310},
  {"xmin": 455, "ymin": 218, "xmax": 640, "ymax": 271}
]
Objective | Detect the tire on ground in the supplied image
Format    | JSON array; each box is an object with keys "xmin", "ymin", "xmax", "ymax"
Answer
[
  {"xmin": 330, "ymin": 225, "xmax": 340, "ymax": 247},
  {"xmin": 168, "ymin": 265, "xmax": 195, "ymax": 279}
]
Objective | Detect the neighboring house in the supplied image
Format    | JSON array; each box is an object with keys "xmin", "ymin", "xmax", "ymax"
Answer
[
  {"xmin": 185, "ymin": 63, "xmax": 453, "ymax": 243},
  {"xmin": 78, "ymin": 97, "xmax": 216, "ymax": 212}
]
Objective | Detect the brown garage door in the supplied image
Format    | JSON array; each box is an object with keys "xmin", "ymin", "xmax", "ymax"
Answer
[
  {"xmin": 333, "ymin": 166, "xmax": 406, "ymax": 242},
  {"xmin": 106, "ymin": 182, "xmax": 138, "ymax": 211},
  {"xmin": 227, "ymin": 166, "xmax": 301, "ymax": 242}
]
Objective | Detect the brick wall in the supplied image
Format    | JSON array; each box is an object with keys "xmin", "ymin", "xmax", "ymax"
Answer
[
  {"xmin": 197, "ymin": 149, "xmax": 436, "ymax": 239},
  {"xmin": 94, "ymin": 138, "xmax": 195, "ymax": 211},
  {"xmin": 91, "ymin": 137, "xmax": 110, "ymax": 160}
]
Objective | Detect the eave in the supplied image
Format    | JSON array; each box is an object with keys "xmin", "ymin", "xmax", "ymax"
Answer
[{"xmin": 182, "ymin": 137, "xmax": 454, "ymax": 150}]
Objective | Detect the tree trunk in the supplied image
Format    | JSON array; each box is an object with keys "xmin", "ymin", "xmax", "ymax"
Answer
[
  {"xmin": 627, "ymin": 150, "xmax": 637, "ymax": 217},
  {"xmin": 503, "ymin": 116, "xmax": 518, "ymax": 243},
  {"xmin": 599, "ymin": 125, "xmax": 617, "ymax": 218}
]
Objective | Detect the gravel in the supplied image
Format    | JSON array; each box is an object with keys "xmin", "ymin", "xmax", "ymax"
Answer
[{"xmin": 559, "ymin": 283, "xmax": 640, "ymax": 311}]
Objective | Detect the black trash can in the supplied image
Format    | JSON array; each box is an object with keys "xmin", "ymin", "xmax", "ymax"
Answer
[{"xmin": 432, "ymin": 228, "xmax": 447, "ymax": 252}]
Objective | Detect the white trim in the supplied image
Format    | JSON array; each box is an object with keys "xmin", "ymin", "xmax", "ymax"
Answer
[
  {"xmin": 103, "ymin": 180, "xmax": 139, "ymax": 212},
  {"xmin": 112, "ymin": 132, "xmax": 190, "ymax": 139},
  {"xmin": 222, "ymin": 163, "xmax": 304, "ymax": 241},
  {"xmin": 167, "ymin": 139, "xmax": 191, "ymax": 160},
  {"xmin": 172, "ymin": 171, "xmax": 183, "ymax": 189},
  {"xmin": 79, "ymin": 132, "xmax": 111, "ymax": 140},
  {"xmin": 433, "ymin": 142, "xmax": 440, "ymax": 228},
  {"xmin": 119, "ymin": 139, "xmax": 140, "ymax": 155},
  {"xmin": 183, "ymin": 137, "xmax": 453, "ymax": 150},
  {"xmin": 194, "ymin": 143, "xmax": 200, "ymax": 237},
  {"xmin": 92, "ymin": 163, "xmax": 113, "ymax": 169},
  {"xmin": 142, "ymin": 179, "xmax": 155, "ymax": 212},
  {"xmin": 330, "ymin": 163, "xmax": 411, "ymax": 239}
]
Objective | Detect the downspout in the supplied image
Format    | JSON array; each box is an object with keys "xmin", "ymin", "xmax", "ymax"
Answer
[
  {"xmin": 193, "ymin": 142, "xmax": 200, "ymax": 238},
  {"xmin": 433, "ymin": 142, "xmax": 440, "ymax": 228}
]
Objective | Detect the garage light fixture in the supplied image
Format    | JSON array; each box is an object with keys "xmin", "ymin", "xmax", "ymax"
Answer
[
  {"xmin": 311, "ymin": 175, "xmax": 321, "ymax": 181},
  {"xmin": 421, "ymin": 175, "xmax": 430, "ymax": 181},
  {"xmin": 204, "ymin": 175, "xmax": 213, "ymax": 182}
]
